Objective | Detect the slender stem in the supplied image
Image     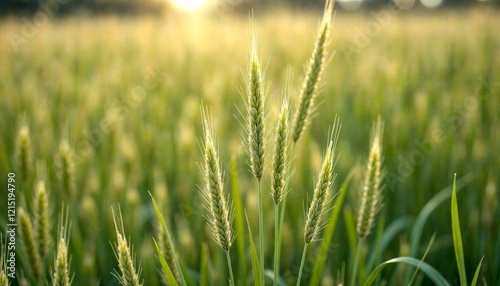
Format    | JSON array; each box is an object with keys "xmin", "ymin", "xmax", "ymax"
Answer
[
  {"xmin": 277, "ymin": 195, "xmax": 286, "ymax": 264},
  {"xmin": 277, "ymin": 142, "xmax": 295, "ymax": 269},
  {"xmin": 296, "ymin": 243, "xmax": 309, "ymax": 286},
  {"xmin": 258, "ymin": 180, "xmax": 265, "ymax": 285},
  {"xmin": 350, "ymin": 238, "xmax": 364, "ymax": 286},
  {"xmin": 273, "ymin": 205, "xmax": 280, "ymax": 286},
  {"xmin": 226, "ymin": 250, "xmax": 235, "ymax": 286}
]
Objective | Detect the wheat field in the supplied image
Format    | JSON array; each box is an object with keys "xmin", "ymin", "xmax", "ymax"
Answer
[{"xmin": 0, "ymin": 6, "xmax": 499, "ymax": 286}]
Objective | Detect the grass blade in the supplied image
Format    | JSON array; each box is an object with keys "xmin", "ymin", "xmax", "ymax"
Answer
[
  {"xmin": 471, "ymin": 256, "xmax": 484, "ymax": 286},
  {"xmin": 153, "ymin": 238, "xmax": 179, "ymax": 286},
  {"xmin": 408, "ymin": 233, "xmax": 436, "ymax": 286},
  {"xmin": 309, "ymin": 170, "xmax": 353, "ymax": 286},
  {"xmin": 150, "ymin": 193, "xmax": 187, "ymax": 286},
  {"xmin": 364, "ymin": 257, "xmax": 450, "ymax": 286},
  {"xmin": 246, "ymin": 213, "xmax": 262, "ymax": 286},
  {"xmin": 408, "ymin": 173, "xmax": 473, "ymax": 260},
  {"xmin": 451, "ymin": 174, "xmax": 467, "ymax": 286},
  {"xmin": 366, "ymin": 216, "xmax": 412, "ymax": 271}
]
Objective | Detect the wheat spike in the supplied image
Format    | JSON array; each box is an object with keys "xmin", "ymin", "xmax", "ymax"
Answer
[
  {"xmin": 52, "ymin": 211, "xmax": 71, "ymax": 286},
  {"xmin": 18, "ymin": 208, "xmax": 42, "ymax": 280},
  {"xmin": 156, "ymin": 221, "xmax": 182, "ymax": 285},
  {"xmin": 112, "ymin": 208, "xmax": 142, "ymax": 286},
  {"xmin": 271, "ymin": 99, "xmax": 290, "ymax": 205},
  {"xmin": 292, "ymin": 0, "xmax": 334, "ymax": 143},
  {"xmin": 56, "ymin": 139, "xmax": 75, "ymax": 198},
  {"xmin": 304, "ymin": 120, "xmax": 340, "ymax": 243},
  {"xmin": 246, "ymin": 30, "xmax": 266, "ymax": 181},
  {"xmin": 356, "ymin": 118, "xmax": 384, "ymax": 239},
  {"xmin": 15, "ymin": 125, "xmax": 32, "ymax": 182},
  {"xmin": 34, "ymin": 180, "xmax": 51, "ymax": 258},
  {"xmin": 201, "ymin": 112, "xmax": 234, "ymax": 251}
]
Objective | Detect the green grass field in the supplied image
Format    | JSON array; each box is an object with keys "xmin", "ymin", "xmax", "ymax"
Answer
[{"xmin": 1, "ymin": 6, "xmax": 499, "ymax": 286}]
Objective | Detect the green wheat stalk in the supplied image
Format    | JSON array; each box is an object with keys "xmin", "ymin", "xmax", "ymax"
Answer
[
  {"xmin": 271, "ymin": 98, "xmax": 291, "ymax": 286},
  {"xmin": 297, "ymin": 120, "xmax": 340, "ymax": 286},
  {"xmin": 245, "ymin": 23, "xmax": 267, "ymax": 285},
  {"xmin": 200, "ymin": 110, "xmax": 235, "ymax": 285},
  {"xmin": 351, "ymin": 118, "xmax": 384, "ymax": 286}
]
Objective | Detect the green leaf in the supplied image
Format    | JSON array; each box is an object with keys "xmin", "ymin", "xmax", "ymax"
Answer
[
  {"xmin": 404, "ymin": 174, "xmax": 473, "ymax": 284},
  {"xmin": 149, "ymin": 192, "xmax": 187, "ymax": 286},
  {"xmin": 407, "ymin": 173, "xmax": 473, "ymax": 265},
  {"xmin": 309, "ymin": 169, "xmax": 353, "ymax": 286},
  {"xmin": 364, "ymin": 257, "xmax": 450, "ymax": 286},
  {"xmin": 451, "ymin": 174, "xmax": 467, "ymax": 286},
  {"xmin": 230, "ymin": 157, "xmax": 246, "ymax": 284},
  {"xmin": 366, "ymin": 216, "xmax": 412, "ymax": 271},
  {"xmin": 153, "ymin": 238, "xmax": 179, "ymax": 286},
  {"xmin": 246, "ymin": 212, "xmax": 262, "ymax": 286},
  {"xmin": 471, "ymin": 256, "xmax": 484, "ymax": 286}
]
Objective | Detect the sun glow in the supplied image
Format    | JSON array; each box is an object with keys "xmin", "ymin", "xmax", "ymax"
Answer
[{"xmin": 171, "ymin": 0, "xmax": 208, "ymax": 10}]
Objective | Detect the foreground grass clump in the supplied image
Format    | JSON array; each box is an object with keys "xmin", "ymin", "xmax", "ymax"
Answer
[{"xmin": 0, "ymin": 4, "xmax": 499, "ymax": 286}]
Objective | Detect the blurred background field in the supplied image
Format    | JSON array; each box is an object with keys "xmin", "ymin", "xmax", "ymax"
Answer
[{"xmin": 0, "ymin": 2, "xmax": 499, "ymax": 285}]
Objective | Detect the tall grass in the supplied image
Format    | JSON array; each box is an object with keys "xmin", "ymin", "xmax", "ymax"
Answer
[{"xmin": 0, "ymin": 5, "xmax": 498, "ymax": 286}]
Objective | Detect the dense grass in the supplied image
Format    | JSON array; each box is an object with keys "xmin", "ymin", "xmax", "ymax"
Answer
[{"xmin": 1, "ymin": 7, "xmax": 499, "ymax": 285}]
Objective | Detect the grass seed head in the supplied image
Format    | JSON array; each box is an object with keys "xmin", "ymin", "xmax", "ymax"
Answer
[
  {"xmin": 18, "ymin": 208, "xmax": 42, "ymax": 280},
  {"xmin": 292, "ymin": 0, "xmax": 334, "ymax": 143},
  {"xmin": 112, "ymin": 209, "xmax": 142, "ymax": 286},
  {"xmin": 246, "ymin": 30, "xmax": 266, "ymax": 181},
  {"xmin": 56, "ymin": 140, "xmax": 75, "ymax": 198},
  {"xmin": 304, "ymin": 120, "xmax": 340, "ymax": 243},
  {"xmin": 15, "ymin": 124, "xmax": 32, "ymax": 182},
  {"xmin": 201, "ymin": 112, "xmax": 234, "ymax": 251},
  {"xmin": 271, "ymin": 99, "xmax": 290, "ymax": 205},
  {"xmin": 356, "ymin": 118, "xmax": 384, "ymax": 239},
  {"xmin": 34, "ymin": 180, "xmax": 51, "ymax": 258},
  {"xmin": 156, "ymin": 221, "xmax": 182, "ymax": 285}
]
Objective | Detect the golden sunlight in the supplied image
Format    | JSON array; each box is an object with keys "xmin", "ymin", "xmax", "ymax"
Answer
[{"xmin": 170, "ymin": 0, "xmax": 209, "ymax": 11}]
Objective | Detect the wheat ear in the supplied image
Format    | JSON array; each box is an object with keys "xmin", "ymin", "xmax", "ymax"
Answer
[
  {"xmin": 52, "ymin": 207, "xmax": 72, "ymax": 286},
  {"xmin": 56, "ymin": 140, "xmax": 75, "ymax": 198},
  {"xmin": 245, "ymin": 23, "xmax": 267, "ymax": 284},
  {"xmin": 201, "ymin": 110, "xmax": 235, "ymax": 285},
  {"xmin": 34, "ymin": 180, "xmax": 51, "ymax": 258},
  {"xmin": 351, "ymin": 117, "xmax": 384, "ymax": 286},
  {"xmin": 297, "ymin": 119, "xmax": 340, "ymax": 286},
  {"xmin": 271, "ymin": 98, "xmax": 291, "ymax": 286},
  {"xmin": 292, "ymin": 0, "xmax": 334, "ymax": 143},
  {"xmin": 15, "ymin": 124, "xmax": 32, "ymax": 182},
  {"xmin": 156, "ymin": 220, "xmax": 182, "ymax": 285},
  {"xmin": 112, "ymin": 208, "xmax": 142, "ymax": 286},
  {"xmin": 356, "ymin": 117, "xmax": 384, "ymax": 239},
  {"xmin": 18, "ymin": 208, "xmax": 42, "ymax": 280}
]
